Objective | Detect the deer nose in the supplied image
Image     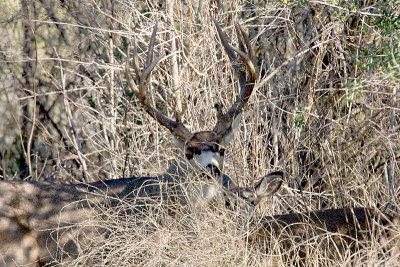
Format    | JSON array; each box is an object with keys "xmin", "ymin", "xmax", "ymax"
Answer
[{"xmin": 205, "ymin": 164, "xmax": 221, "ymax": 176}]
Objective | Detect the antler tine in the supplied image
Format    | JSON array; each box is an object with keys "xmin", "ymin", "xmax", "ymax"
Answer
[
  {"xmin": 212, "ymin": 17, "xmax": 236, "ymax": 63},
  {"xmin": 236, "ymin": 23, "xmax": 255, "ymax": 64},
  {"xmin": 145, "ymin": 23, "xmax": 158, "ymax": 67},
  {"xmin": 125, "ymin": 24, "xmax": 192, "ymax": 141},
  {"xmin": 212, "ymin": 18, "xmax": 256, "ymax": 137}
]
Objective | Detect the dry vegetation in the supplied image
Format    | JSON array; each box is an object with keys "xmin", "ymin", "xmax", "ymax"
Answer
[{"xmin": 0, "ymin": 0, "xmax": 399, "ymax": 266}]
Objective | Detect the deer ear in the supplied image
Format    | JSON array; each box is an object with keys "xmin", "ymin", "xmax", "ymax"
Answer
[
  {"xmin": 220, "ymin": 113, "xmax": 243, "ymax": 147},
  {"xmin": 253, "ymin": 171, "xmax": 283, "ymax": 199}
]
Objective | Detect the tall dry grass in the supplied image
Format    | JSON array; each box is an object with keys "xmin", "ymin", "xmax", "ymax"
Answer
[{"xmin": 0, "ymin": 0, "xmax": 399, "ymax": 266}]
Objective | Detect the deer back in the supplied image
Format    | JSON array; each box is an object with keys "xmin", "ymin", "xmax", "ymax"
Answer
[{"xmin": 251, "ymin": 207, "xmax": 399, "ymax": 265}]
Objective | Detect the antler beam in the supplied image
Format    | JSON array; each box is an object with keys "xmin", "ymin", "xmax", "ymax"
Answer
[
  {"xmin": 212, "ymin": 18, "xmax": 256, "ymax": 138},
  {"xmin": 125, "ymin": 23, "xmax": 192, "ymax": 141}
]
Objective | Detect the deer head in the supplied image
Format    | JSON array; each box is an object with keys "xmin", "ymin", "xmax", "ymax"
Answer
[{"xmin": 125, "ymin": 19, "xmax": 256, "ymax": 184}]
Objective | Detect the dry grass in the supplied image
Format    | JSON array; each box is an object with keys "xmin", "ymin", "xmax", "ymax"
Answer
[
  {"xmin": 56, "ymin": 194, "xmax": 400, "ymax": 266},
  {"xmin": 0, "ymin": 0, "xmax": 399, "ymax": 266},
  {"xmin": 66, "ymin": 201, "xmax": 259, "ymax": 266}
]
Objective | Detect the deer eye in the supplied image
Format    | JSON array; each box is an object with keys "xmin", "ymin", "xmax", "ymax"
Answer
[
  {"xmin": 219, "ymin": 148, "xmax": 225, "ymax": 156},
  {"xmin": 185, "ymin": 153, "xmax": 194, "ymax": 160}
]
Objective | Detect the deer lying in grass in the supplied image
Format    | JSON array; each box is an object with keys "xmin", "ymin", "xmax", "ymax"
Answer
[
  {"xmin": 0, "ymin": 20, "xmax": 398, "ymax": 267},
  {"xmin": 0, "ymin": 20, "xmax": 280, "ymax": 266},
  {"xmin": 246, "ymin": 177, "xmax": 399, "ymax": 265}
]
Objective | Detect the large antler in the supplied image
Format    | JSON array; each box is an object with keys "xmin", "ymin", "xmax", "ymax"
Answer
[
  {"xmin": 125, "ymin": 23, "xmax": 192, "ymax": 141},
  {"xmin": 212, "ymin": 18, "xmax": 256, "ymax": 138}
]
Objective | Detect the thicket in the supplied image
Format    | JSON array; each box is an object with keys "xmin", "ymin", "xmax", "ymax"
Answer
[{"xmin": 0, "ymin": 0, "xmax": 399, "ymax": 265}]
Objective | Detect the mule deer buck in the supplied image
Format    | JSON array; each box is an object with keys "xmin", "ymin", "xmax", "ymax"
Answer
[
  {"xmin": 0, "ymin": 19, "xmax": 398, "ymax": 267},
  {"xmin": 0, "ymin": 20, "xmax": 284, "ymax": 266}
]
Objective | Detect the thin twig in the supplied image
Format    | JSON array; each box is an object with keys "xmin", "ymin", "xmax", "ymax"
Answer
[
  {"xmin": 26, "ymin": 27, "xmax": 38, "ymax": 178},
  {"xmin": 55, "ymin": 49, "xmax": 90, "ymax": 183}
]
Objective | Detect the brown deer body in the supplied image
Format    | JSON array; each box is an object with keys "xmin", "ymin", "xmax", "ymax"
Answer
[
  {"xmin": 0, "ymin": 172, "xmax": 284, "ymax": 266},
  {"xmin": 247, "ymin": 177, "xmax": 399, "ymax": 266},
  {"xmin": 0, "ymin": 20, "xmax": 270, "ymax": 266}
]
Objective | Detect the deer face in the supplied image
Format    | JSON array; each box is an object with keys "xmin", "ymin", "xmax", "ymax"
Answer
[
  {"xmin": 225, "ymin": 172, "xmax": 283, "ymax": 223},
  {"xmin": 231, "ymin": 171, "xmax": 284, "ymax": 206},
  {"xmin": 182, "ymin": 131, "xmax": 224, "ymax": 181},
  {"xmin": 181, "ymin": 112, "xmax": 242, "ymax": 181}
]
